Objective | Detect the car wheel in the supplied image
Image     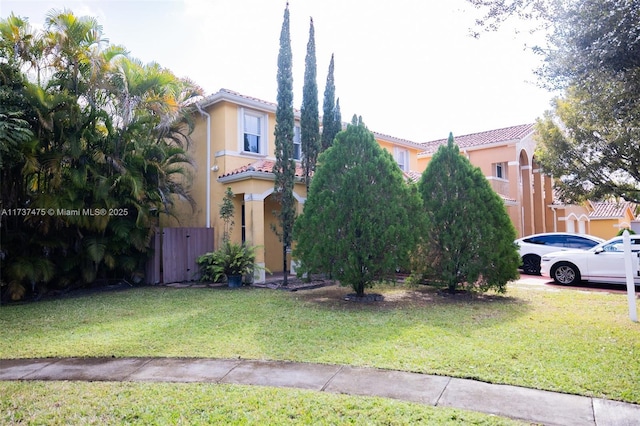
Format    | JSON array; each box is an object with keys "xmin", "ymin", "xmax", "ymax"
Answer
[
  {"xmin": 551, "ymin": 262, "xmax": 581, "ymax": 285},
  {"xmin": 521, "ymin": 254, "xmax": 541, "ymax": 275}
]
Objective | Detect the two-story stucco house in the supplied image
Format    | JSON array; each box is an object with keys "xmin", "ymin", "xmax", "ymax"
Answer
[{"xmin": 166, "ymin": 89, "xmax": 426, "ymax": 282}]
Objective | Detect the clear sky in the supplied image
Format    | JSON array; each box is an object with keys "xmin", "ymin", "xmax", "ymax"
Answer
[{"xmin": 1, "ymin": 0, "xmax": 555, "ymax": 142}]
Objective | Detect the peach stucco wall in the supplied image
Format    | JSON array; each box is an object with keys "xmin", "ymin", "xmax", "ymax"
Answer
[{"xmin": 418, "ymin": 143, "xmax": 532, "ymax": 236}]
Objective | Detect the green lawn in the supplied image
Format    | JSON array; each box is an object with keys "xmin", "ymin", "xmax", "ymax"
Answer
[
  {"xmin": 1, "ymin": 282, "xmax": 638, "ymax": 422},
  {"xmin": 0, "ymin": 381, "xmax": 523, "ymax": 425}
]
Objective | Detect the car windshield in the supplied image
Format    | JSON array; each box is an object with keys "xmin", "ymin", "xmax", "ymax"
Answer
[
  {"xmin": 601, "ymin": 240, "xmax": 624, "ymax": 252},
  {"xmin": 590, "ymin": 237, "xmax": 640, "ymax": 253}
]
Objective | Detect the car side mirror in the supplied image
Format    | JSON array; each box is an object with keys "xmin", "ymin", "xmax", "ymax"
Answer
[{"xmin": 594, "ymin": 248, "xmax": 604, "ymax": 254}]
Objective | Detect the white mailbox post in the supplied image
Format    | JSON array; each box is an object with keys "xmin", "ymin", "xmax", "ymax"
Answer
[{"xmin": 622, "ymin": 230, "xmax": 638, "ymax": 322}]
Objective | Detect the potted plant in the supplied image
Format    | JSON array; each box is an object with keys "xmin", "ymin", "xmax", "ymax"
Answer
[{"xmin": 197, "ymin": 242, "xmax": 262, "ymax": 288}]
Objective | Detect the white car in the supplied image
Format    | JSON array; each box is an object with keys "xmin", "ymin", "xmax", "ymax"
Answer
[
  {"xmin": 515, "ymin": 232, "xmax": 605, "ymax": 275},
  {"xmin": 540, "ymin": 235, "xmax": 640, "ymax": 285}
]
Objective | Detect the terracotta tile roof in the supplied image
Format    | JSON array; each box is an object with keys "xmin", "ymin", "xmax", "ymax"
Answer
[
  {"xmin": 420, "ymin": 123, "xmax": 536, "ymax": 155},
  {"xmin": 498, "ymin": 193, "xmax": 517, "ymax": 204},
  {"xmin": 588, "ymin": 201, "xmax": 636, "ymax": 219},
  {"xmin": 403, "ymin": 170, "xmax": 422, "ymax": 183},
  {"xmin": 219, "ymin": 159, "xmax": 306, "ymax": 181}
]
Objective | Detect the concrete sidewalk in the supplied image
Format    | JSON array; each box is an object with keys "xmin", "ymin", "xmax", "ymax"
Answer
[{"xmin": 1, "ymin": 357, "xmax": 639, "ymax": 425}]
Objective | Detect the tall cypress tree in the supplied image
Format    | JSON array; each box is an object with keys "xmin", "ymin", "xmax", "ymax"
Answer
[
  {"xmin": 273, "ymin": 2, "xmax": 296, "ymax": 285},
  {"xmin": 332, "ymin": 97, "xmax": 342, "ymax": 137},
  {"xmin": 321, "ymin": 54, "xmax": 339, "ymax": 151},
  {"xmin": 414, "ymin": 133, "xmax": 520, "ymax": 294},
  {"xmin": 301, "ymin": 17, "xmax": 319, "ymax": 192}
]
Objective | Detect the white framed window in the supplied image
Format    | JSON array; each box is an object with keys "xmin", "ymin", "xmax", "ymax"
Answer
[
  {"xmin": 394, "ymin": 147, "xmax": 409, "ymax": 171},
  {"xmin": 293, "ymin": 125, "xmax": 302, "ymax": 160},
  {"xmin": 240, "ymin": 108, "xmax": 268, "ymax": 155},
  {"xmin": 494, "ymin": 162, "xmax": 507, "ymax": 180}
]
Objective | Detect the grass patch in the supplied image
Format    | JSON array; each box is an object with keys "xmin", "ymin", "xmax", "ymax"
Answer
[
  {"xmin": 0, "ymin": 381, "xmax": 524, "ymax": 425},
  {"xmin": 1, "ymin": 283, "xmax": 639, "ymax": 403}
]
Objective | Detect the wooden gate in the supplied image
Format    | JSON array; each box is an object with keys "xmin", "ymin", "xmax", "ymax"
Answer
[{"xmin": 146, "ymin": 227, "xmax": 215, "ymax": 284}]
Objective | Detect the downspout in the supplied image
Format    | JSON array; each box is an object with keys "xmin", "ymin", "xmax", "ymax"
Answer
[{"xmin": 196, "ymin": 104, "xmax": 211, "ymax": 228}]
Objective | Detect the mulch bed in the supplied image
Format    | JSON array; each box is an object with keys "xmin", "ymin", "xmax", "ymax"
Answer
[{"xmin": 252, "ymin": 275, "xmax": 335, "ymax": 291}]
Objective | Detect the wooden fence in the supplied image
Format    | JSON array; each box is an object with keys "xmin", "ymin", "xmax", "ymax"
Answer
[{"xmin": 145, "ymin": 227, "xmax": 215, "ymax": 284}]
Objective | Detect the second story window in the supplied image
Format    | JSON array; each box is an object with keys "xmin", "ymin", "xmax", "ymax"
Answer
[
  {"xmin": 243, "ymin": 113, "xmax": 262, "ymax": 153},
  {"xmin": 495, "ymin": 162, "xmax": 507, "ymax": 180},
  {"xmin": 240, "ymin": 108, "xmax": 267, "ymax": 155},
  {"xmin": 394, "ymin": 147, "xmax": 409, "ymax": 172},
  {"xmin": 293, "ymin": 125, "xmax": 302, "ymax": 160}
]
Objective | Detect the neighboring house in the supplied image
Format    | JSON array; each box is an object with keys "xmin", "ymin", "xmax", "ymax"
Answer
[
  {"xmin": 587, "ymin": 201, "xmax": 637, "ymax": 239},
  {"xmin": 419, "ymin": 124, "xmax": 556, "ymax": 238},
  {"xmin": 166, "ymin": 89, "xmax": 425, "ymax": 282},
  {"xmin": 419, "ymin": 128, "xmax": 640, "ymax": 240},
  {"xmin": 544, "ymin": 199, "xmax": 592, "ymax": 235},
  {"xmin": 543, "ymin": 197, "xmax": 638, "ymax": 240}
]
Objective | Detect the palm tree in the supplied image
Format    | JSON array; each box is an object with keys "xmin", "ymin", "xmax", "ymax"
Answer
[
  {"xmin": 0, "ymin": 13, "xmax": 34, "ymax": 64},
  {"xmin": 109, "ymin": 57, "xmax": 200, "ymax": 215},
  {"xmin": 0, "ymin": 13, "xmax": 46, "ymax": 83},
  {"xmin": 1, "ymin": 10, "xmax": 203, "ymax": 301},
  {"xmin": 44, "ymin": 9, "xmax": 107, "ymax": 94}
]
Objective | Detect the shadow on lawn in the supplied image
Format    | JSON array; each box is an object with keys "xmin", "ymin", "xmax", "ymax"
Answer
[
  {"xmin": 290, "ymin": 283, "xmax": 527, "ymax": 312},
  {"xmin": 249, "ymin": 283, "xmax": 533, "ymax": 373}
]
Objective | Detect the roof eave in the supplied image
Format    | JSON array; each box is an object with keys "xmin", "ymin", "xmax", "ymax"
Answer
[
  {"xmin": 218, "ymin": 171, "xmax": 275, "ymax": 184},
  {"xmin": 200, "ymin": 91, "xmax": 276, "ymax": 113},
  {"xmin": 373, "ymin": 131, "xmax": 425, "ymax": 150},
  {"xmin": 218, "ymin": 171, "xmax": 305, "ymax": 184},
  {"xmin": 198, "ymin": 89, "xmax": 302, "ymax": 119},
  {"xmin": 419, "ymin": 138, "xmax": 524, "ymax": 156}
]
